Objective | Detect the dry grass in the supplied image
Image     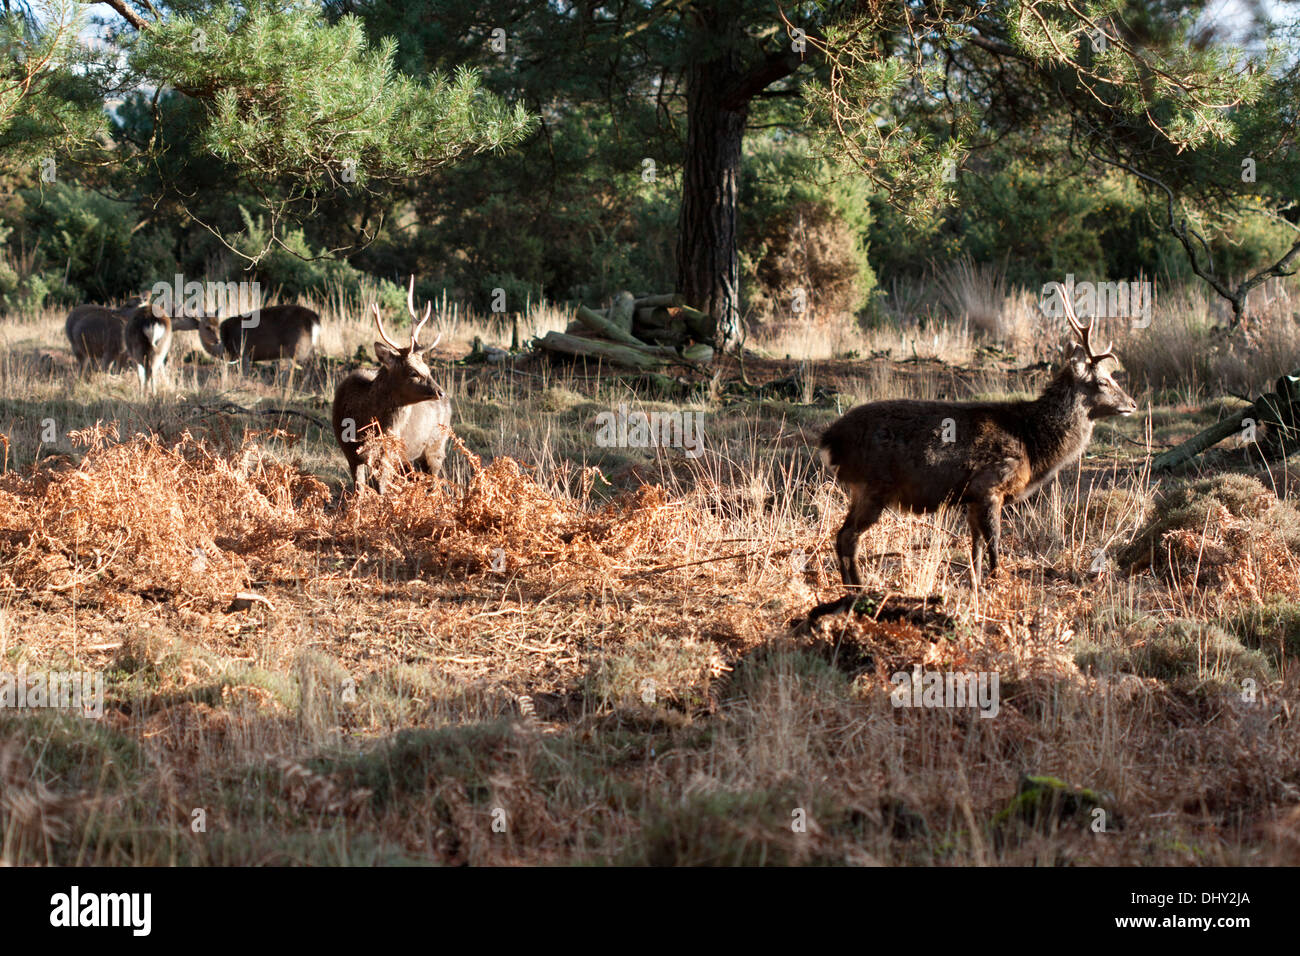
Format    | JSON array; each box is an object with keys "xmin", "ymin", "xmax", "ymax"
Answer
[{"xmin": 1, "ymin": 281, "xmax": 1299, "ymax": 865}]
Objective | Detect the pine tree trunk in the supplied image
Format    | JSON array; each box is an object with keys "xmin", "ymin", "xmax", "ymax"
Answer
[{"xmin": 676, "ymin": 57, "xmax": 747, "ymax": 353}]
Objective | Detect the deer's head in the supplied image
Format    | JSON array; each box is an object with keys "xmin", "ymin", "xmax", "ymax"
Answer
[
  {"xmin": 373, "ymin": 276, "xmax": 445, "ymax": 406},
  {"xmin": 1061, "ymin": 297, "xmax": 1137, "ymax": 420}
]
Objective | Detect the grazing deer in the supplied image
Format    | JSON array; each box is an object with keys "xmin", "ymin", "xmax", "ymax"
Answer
[
  {"xmin": 65, "ymin": 306, "xmax": 128, "ymax": 373},
  {"xmin": 331, "ymin": 278, "xmax": 452, "ymax": 489},
  {"xmin": 196, "ymin": 306, "xmax": 321, "ymax": 365},
  {"xmin": 124, "ymin": 303, "xmax": 173, "ymax": 391},
  {"xmin": 817, "ymin": 299, "xmax": 1137, "ymax": 602}
]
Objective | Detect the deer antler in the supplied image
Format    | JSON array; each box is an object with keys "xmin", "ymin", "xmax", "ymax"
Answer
[
  {"xmin": 372, "ymin": 302, "xmax": 403, "ymax": 351},
  {"xmin": 406, "ymin": 275, "xmax": 432, "ymax": 348},
  {"xmin": 1061, "ymin": 293, "xmax": 1115, "ymax": 365}
]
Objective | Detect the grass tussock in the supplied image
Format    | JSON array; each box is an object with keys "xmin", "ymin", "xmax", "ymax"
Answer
[{"xmin": 1119, "ymin": 474, "xmax": 1300, "ymax": 604}]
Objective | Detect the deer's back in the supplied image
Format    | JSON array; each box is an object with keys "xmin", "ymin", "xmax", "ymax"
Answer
[
  {"xmin": 821, "ymin": 398, "xmax": 1033, "ymax": 510},
  {"xmin": 66, "ymin": 305, "xmax": 109, "ymax": 340},
  {"xmin": 67, "ymin": 309, "xmax": 127, "ymax": 366},
  {"xmin": 221, "ymin": 306, "xmax": 320, "ymax": 361}
]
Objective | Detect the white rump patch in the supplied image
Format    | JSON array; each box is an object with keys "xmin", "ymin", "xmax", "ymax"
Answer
[{"xmin": 150, "ymin": 323, "xmax": 165, "ymax": 345}]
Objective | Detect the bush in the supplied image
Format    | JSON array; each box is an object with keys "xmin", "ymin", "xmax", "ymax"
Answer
[
  {"xmin": 1076, "ymin": 617, "xmax": 1271, "ymax": 692},
  {"xmin": 1118, "ymin": 474, "xmax": 1300, "ymax": 601},
  {"xmin": 1225, "ymin": 598, "xmax": 1300, "ymax": 661},
  {"xmin": 14, "ymin": 182, "xmax": 176, "ymax": 306},
  {"xmin": 740, "ymin": 136, "xmax": 876, "ymax": 327}
]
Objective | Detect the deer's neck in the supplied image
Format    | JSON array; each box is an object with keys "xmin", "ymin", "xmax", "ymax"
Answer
[
  {"xmin": 199, "ymin": 327, "xmax": 226, "ymax": 359},
  {"xmin": 1022, "ymin": 373, "xmax": 1093, "ymax": 482},
  {"xmin": 370, "ymin": 369, "xmax": 408, "ymax": 427}
]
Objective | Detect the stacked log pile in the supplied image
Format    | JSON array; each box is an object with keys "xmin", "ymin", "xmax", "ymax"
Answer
[{"xmin": 537, "ymin": 291, "xmax": 716, "ymax": 369}]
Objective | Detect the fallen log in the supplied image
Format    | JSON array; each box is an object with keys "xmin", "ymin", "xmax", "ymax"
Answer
[
  {"xmin": 607, "ymin": 291, "xmax": 636, "ymax": 335},
  {"xmin": 573, "ymin": 304, "xmax": 647, "ymax": 347},
  {"xmin": 677, "ymin": 305, "xmax": 716, "ymax": 341},
  {"xmin": 537, "ymin": 331, "xmax": 672, "ymax": 369},
  {"xmin": 1152, "ymin": 372, "xmax": 1300, "ymax": 471},
  {"xmin": 544, "ymin": 290, "xmax": 718, "ymax": 369},
  {"xmin": 633, "ymin": 293, "xmax": 684, "ymax": 308},
  {"xmin": 634, "ymin": 307, "xmax": 671, "ymax": 329},
  {"xmin": 1151, "ymin": 407, "xmax": 1253, "ymax": 472}
]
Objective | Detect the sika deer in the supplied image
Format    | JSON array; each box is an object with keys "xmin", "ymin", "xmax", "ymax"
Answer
[
  {"xmin": 124, "ymin": 303, "xmax": 173, "ymax": 391},
  {"xmin": 65, "ymin": 306, "xmax": 128, "ymax": 373},
  {"xmin": 331, "ymin": 277, "xmax": 453, "ymax": 490},
  {"xmin": 64, "ymin": 295, "xmax": 155, "ymax": 374},
  {"xmin": 817, "ymin": 298, "xmax": 1136, "ymax": 604},
  {"xmin": 196, "ymin": 305, "xmax": 321, "ymax": 365}
]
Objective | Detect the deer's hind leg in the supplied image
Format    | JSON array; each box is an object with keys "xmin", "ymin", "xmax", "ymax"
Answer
[{"xmin": 836, "ymin": 484, "xmax": 885, "ymax": 590}]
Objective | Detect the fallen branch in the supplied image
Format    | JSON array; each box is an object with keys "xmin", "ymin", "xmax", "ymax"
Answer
[
  {"xmin": 190, "ymin": 401, "xmax": 331, "ymax": 431},
  {"xmin": 537, "ymin": 331, "xmax": 673, "ymax": 370}
]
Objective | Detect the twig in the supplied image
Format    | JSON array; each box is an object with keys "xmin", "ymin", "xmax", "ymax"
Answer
[
  {"xmin": 633, "ymin": 550, "xmax": 758, "ymax": 574},
  {"xmin": 189, "ymin": 401, "xmax": 330, "ymax": 431}
]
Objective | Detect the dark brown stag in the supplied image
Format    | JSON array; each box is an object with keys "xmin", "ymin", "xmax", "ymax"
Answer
[{"xmin": 817, "ymin": 297, "xmax": 1136, "ymax": 610}]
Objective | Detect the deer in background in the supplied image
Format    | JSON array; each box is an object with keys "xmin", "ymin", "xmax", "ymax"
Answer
[
  {"xmin": 816, "ymin": 297, "xmax": 1136, "ymax": 608},
  {"xmin": 196, "ymin": 305, "xmax": 321, "ymax": 365},
  {"xmin": 64, "ymin": 295, "xmax": 154, "ymax": 374},
  {"xmin": 66, "ymin": 307, "xmax": 126, "ymax": 373},
  {"xmin": 331, "ymin": 277, "xmax": 453, "ymax": 490},
  {"xmin": 124, "ymin": 302, "xmax": 174, "ymax": 392}
]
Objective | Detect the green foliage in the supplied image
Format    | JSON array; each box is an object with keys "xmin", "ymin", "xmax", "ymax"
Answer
[
  {"xmin": 808, "ymin": 0, "xmax": 1291, "ymax": 314},
  {"xmin": 0, "ymin": 2, "xmax": 536, "ymax": 267},
  {"xmin": 14, "ymin": 182, "xmax": 174, "ymax": 306},
  {"xmin": 234, "ymin": 209, "xmax": 359, "ymax": 300},
  {"xmin": 740, "ymin": 135, "xmax": 876, "ymax": 321},
  {"xmin": 2, "ymin": 0, "xmax": 1294, "ymax": 324},
  {"xmin": 1076, "ymin": 617, "xmax": 1271, "ymax": 692},
  {"xmin": 1225, "ymin": 598, "xmax": 1300, "ymax": 661},
  {"xmin": 127, "ymin": 2, "xmax": 535, "ymax": 197},
  {"xmin": 992, "ymin": 774, "xmax": 1116, "ymax": 831},
  {"xmin": 0, "ymin": 1, "xmax": 108, "ymax": 163},
  {"xmin": 869, "ymin": 145, "xmax": 1298, "ymax": 289},
  {"xmin": 352, "ymin": 101, "xmax": 680, "ymax": 309}
]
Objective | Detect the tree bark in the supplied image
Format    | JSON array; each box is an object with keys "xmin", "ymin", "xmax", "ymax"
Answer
[
  {"xmin": 675, "ymin": 17, "xmax": 803, "ymax": 353},
  {"xmin": 676, "ymin": 55, "xmax": 748, "ymax": 352}
]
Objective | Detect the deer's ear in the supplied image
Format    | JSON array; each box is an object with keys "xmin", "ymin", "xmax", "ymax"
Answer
[
  {"xmin": 374, "ymin": 341, "xmax": 401, "ymax": 364},
  {"xmin": 1068, "ymin": 344, "xmax": 1090, "ymax": 377}
]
